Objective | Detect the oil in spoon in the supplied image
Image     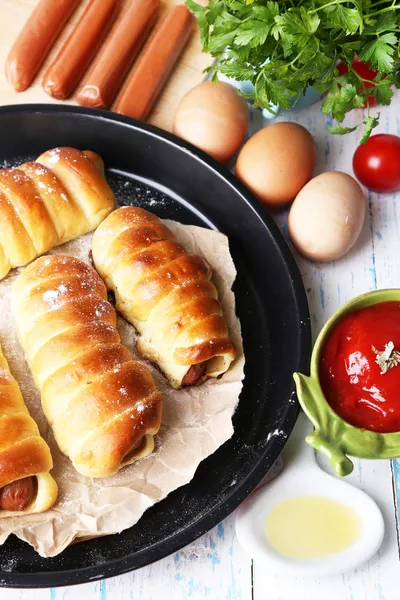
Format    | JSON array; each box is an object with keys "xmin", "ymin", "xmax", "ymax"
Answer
[{"xmin": 265, "ymin": 495, "xmax": 362, "ymax": 559}]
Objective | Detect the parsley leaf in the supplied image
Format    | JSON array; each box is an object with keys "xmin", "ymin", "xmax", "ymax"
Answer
[
  {"xmin": 359, "ymin": 35, "xmax": 396, "ymax": 73},
  {"xmin": 360, "ymin": 114, "xmax": 380, "ymax": 144},
  {"xmin": 374, "ymin": 12, "xmax": 398, "ymax": 33},
  {"xmin": 374, "ymin": 80, "xmax": 394, "ymax": 105},
  {"xmin": 219, "ymin": 61, "xmax": 256, "ymax": 81},
  {"xmin": 187, "ymin": 0, "xmax": 400, "ymax": 141},
  {"xmin": 186, "ymin": 0, "xmax": 209, "ymax": 46},
  {"xmin": 323, "ymin": 4, "xmax": 363, "ymax": 34},
  {"xmin": 340, "ymin": 83, "xmax": 358, "ymax": 104},
  {"xmin": 328, "ymin": 124, "xmax": 360, "ymax": 135},
  {"xmin": 208, "ymin": 30, "xmax": 238, "ymax": 54},
  {"xmin": 234, "ymin": 21, "xmax": 271, "ymax": 48},
  {"xmin": 256, "ymin": 73, "xmax": 292, "ymax": 109}
]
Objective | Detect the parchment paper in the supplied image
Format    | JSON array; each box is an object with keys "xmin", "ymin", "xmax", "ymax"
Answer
[{"xmin": 0, "ymin": 221, "xmax": 244, "ymax": 557}]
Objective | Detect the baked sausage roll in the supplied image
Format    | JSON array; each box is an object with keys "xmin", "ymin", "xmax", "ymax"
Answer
[
  {"xmin": 92, "ymin": 207, "xmax": 236, "ymax": 389},
  {"xmin": 0, "ymin": 147, "xmax": 115, "ymax": 280},
  {"xmin": 0, "ymin": 343, "xmax": 57, "ymax": 517},
  {"xmin": 12, "ymin": 255, "xmax": 162, "ymax": 478}
]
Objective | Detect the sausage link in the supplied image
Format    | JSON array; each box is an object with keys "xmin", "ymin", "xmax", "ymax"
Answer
[
  {"xmin": 5, "ymin": 0, "xmax": 80, "ymax": 92},
  {"xmin": 123, "ymin": 435, "xmax": 147, "ymax": 462},
  {"xmin": 182, "ymin": 363, "xmax": 207, "ymax": 386},
  {"xmin": 42, "ymin": 0, "xmax": 118, "ymax": 100},
  {"xmin": 77, "ymin": 0, "xmax": 160, "ymax": 109},
  {"xmin": 114, "ymin": 5, "xmax": 194, "ymax": 121},
  {"xmin": 0, "ymin": 476, "xmax": 36, "ymax": 512}
]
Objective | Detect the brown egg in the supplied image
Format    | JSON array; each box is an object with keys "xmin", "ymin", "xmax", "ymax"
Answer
[
  {"xmin": 288, "ymin": 172, "xmax": 366, "ymax": 262},
  {"xmin": 235, "ymin": 122, "xmax": 317, "ymax": 208},
  {"xmin": 173, "ymin": 81, "xmax": 250, "ymax": 164}
]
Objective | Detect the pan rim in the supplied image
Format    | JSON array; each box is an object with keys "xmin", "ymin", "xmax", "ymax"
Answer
[{"xmin": 0, "ymin": 104, "xmax": 311, "ymax": 588}]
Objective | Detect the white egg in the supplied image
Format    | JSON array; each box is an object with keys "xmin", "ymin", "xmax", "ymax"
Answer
[{"xmin": 288, "ymin": 172, "xmax": 366, "ymax": 262}]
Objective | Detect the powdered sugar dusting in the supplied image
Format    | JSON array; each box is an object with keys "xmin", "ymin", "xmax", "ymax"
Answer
[
  {"xmin": 108, "ymin": 173, "xmax": 168, "ymax": 210},
  {"xmin": 0, "ymin": 367, "xmax": 12, "ymax": 383},
  {"xmin": 46, "ymin": 149, "xmax": 61, "ymax": 164},
  {"xmin": 42, "ymin": 289, "xmax": 59, "ymax": 307},
  {"xmin": 266, "ymin": 429, "xmax": 286, "ymax": 443},
  {"xmin": 0, "ymin": 155, "xmax": 29, "ymax": 169},
  {"xmin": 0, "ymin": 180, "xmax": 245, "ymax": 560}
]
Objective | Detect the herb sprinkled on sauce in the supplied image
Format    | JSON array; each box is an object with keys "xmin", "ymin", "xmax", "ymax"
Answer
[{"xmin": 373, "ymin": 342, "xmax": 400, "ymax": 375}]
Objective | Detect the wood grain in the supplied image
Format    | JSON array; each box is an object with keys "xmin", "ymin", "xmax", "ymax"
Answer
[
  {"xmin": 0, "ymin": 7, "xmax": 400, "ymax": 595},
  {"xmin": 0, "ymin": 0, "xmax": 213, "ymax": 132}
]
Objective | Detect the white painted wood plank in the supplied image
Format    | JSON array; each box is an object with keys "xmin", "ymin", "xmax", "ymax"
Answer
[
  {"xmin": 253, "ymin": 458, "xmax": 398, "ymax": 600},
  {"xmin": 0, "ymin": 589, "xmax": 50, "ymax": 600},
  {"xmin": 369, "ymin": 108, "xmax": 400, "ymax": 578},
  {"xmin": 0, "ymin": 514, "xmax": 246, "ymax": 600},
  {"xmin": 100, "ymin": 514, "xmax": 251, "ymax": 600},
  {"xmin": 1, "ymin": 513, "xmax": 250, "ymax": 599},
  {"xmin": 0, "ymin": 489, "xmax": 254, "ymax": 598},
  {"xmin": 253, "ymin": 94, "xmax": 400, "ymax": 600},
  {"xmin": 3, "ymin": 83, "xmax": 400, "ymax": 600}
]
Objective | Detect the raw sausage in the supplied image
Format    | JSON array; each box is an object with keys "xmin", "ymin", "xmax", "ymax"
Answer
[
  {"xmin": 181, "ymin": 363, "xmax": 207, "ymax": 387},
  {"xmin": 42, "ymin": 0, "xmax": 118, "ymax": 100},
  {"xmin": 0, "ymin": 476, "xmax": 36, "ymax": 512},
  {"xmin": 5, "ymin": 0, "xmax": 80, "ymax": 92},
  {"xmin": 114, "ymin": 5, "xmax": 194, "ymax": 121},
  {"xmin": 77, "ymin": 0, "xmax": 160, "ymax": 109}
]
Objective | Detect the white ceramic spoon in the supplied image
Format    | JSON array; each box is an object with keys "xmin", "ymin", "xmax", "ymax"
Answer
[{"xmin": 235, "ymin": 412, "xmax": 385, "ymax": 577}]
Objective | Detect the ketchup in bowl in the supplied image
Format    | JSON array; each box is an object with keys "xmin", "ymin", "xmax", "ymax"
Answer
[{"xmin": 319, "ymin": 301, "xmax": 400, "ymax": 434}]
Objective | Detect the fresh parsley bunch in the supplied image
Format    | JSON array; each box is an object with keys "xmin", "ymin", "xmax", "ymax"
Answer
[{"xmin": 186, "ymin": 0, "xmax": 400, "ymax": 142}]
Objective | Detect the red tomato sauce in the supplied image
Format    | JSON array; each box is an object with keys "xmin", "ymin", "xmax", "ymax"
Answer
[{"xmin": 319, "ymin": 301, "xmax": 400, "ymax": 433}]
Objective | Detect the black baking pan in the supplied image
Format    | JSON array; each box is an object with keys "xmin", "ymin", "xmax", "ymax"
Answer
[{"xmin": 0, "ymin": 104, "xmax": 310, "ymax": 588}]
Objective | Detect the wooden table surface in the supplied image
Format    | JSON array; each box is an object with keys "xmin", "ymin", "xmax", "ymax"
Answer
[
  {"xmin": 2, "ymin": 92, "xmax": 400, "ymax": 600},
  {"xmin": 0, "ymin": 0, "xmax": 213, "ymax": 133}
]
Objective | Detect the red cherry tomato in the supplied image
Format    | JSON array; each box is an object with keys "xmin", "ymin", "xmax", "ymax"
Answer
[
  {"xmin": 337, "ymin": 57, "xmax": 379, "ymax": 107},
  {"xmin": 353, "ymin": 134, "xmax": 400, "ymax": 193}
]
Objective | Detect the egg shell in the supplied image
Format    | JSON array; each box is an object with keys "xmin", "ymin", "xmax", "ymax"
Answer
[
  {"xmin": 288, "ymin": 171, "xmax": 366, "ymax": 262},
  {"xmin": 173, "ymin": 81, "xmax": 250, "ymax": 164},
  {"xmin": 235, "ymin": 122, "xmax": 317, "ymax": 208}
]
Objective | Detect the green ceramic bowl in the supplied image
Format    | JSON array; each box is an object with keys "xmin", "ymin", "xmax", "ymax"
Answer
[{"xmin": 294, "ymin": 289, "xmax": 400, "ymax": 477}]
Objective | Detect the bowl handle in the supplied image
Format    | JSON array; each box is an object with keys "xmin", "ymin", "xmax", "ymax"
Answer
[{"xmin": 293, "ymin": 373, "xmax": 354, "ymax": 477}]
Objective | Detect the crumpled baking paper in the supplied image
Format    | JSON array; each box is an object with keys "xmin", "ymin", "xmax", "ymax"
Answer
[{"xmin": 0, "ymin": 221, "xmax": 244, "ymax": 557}]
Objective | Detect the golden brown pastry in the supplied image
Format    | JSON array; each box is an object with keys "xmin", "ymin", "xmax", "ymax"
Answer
[
  {"xmin": 0, "ymin": 147, "xmax": 115, "ymax": 280},
  {"xmin": 12, "ymin": 255, "xmax": 162, "ymax": 478},
  {"xmin": 0, "ymin": 343, "xmax": 57, "ymax": 517},
  {"xmin": 92, "ymin": 207, "xmax": 236, "ymax": 389}
]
